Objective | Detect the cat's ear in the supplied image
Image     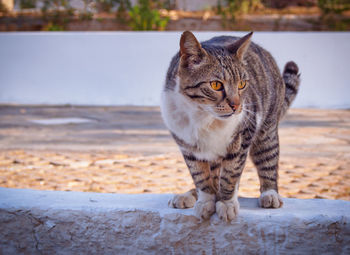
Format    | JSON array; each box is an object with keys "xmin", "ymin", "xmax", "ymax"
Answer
[
  {"xmin": 228, "ymin": 32, "xmax": 253, "ymax": 61},
  {"xmin": 179, "ymin": 31, "xmax": 207, "ymax": 69}
]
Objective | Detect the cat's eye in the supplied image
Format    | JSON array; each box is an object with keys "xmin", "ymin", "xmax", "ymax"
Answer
[
  {"xmin": 238, "ymin": 80, "xmax": 247, "ymax": 90},
  {"xmin": 210, "ymin": 81, "xmax": 223, "ymax": 91}
]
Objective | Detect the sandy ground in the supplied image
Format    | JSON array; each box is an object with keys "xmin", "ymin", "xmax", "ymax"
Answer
[{"xmin": 0, "ymin": 105, "xmax": 349, "ymax": 201}]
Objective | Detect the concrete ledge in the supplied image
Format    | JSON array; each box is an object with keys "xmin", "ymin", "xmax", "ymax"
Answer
[{"xmin": 1, "ymin": 188, "xmax": 349, "ymax": 254}]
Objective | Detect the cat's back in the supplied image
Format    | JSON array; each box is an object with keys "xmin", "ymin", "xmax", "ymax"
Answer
[
  {"xmin": 202, "ymin": 35, "xmax": 239, "ymax": 45},
  {"xmin": 202, "ymin": 35, "xmax": 273, "ymax": 62}
]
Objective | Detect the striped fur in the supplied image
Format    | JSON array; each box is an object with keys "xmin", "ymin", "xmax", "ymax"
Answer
[{"xmin": 161, "ymin": 31, "xmax": 300, "ymax": 221}]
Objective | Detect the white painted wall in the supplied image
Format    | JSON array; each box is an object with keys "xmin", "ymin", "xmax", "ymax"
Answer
[{"xmin": 0, "ymin": 32, "xmax": 349, "ymax": 108}]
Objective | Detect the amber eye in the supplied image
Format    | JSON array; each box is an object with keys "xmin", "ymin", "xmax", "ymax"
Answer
[
  {"xmin": 210, "ymin": 81, "xmax": 223, "ymax": 91},
  {"xmin": 238, "ymin": 80, "xmax": 247, "ymax": 90}
]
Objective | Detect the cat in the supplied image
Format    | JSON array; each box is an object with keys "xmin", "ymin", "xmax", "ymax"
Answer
[{"xmin": 160, "ymin": 31, "xmax": 300, "ymax": 221}]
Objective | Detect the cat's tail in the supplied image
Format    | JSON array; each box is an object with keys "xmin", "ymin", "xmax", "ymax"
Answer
[{"xmin": 280, "ymin": 61, "xmax": 300, "ymax": 118}]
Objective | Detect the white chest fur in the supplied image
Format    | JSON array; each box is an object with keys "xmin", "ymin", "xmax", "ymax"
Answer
[{"xmin": 161, "ymin": 90, "xmax": 243, "ymax": 161}]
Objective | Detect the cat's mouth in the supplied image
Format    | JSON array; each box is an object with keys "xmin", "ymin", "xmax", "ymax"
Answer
[
  {"xmin": 218, "ymin": 107, "xmax": 242, "ymax": 119},
  {"xmin": 219, "ymin": 113, "xmax": 234, "ymax": 119}
]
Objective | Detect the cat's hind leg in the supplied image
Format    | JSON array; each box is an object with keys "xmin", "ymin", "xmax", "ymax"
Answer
[
  {"xmin": 168, "ymin": 188, "xmax": 197, "ymax": 209},
  {"xmin": 259, "ymin": 189, "xmax": 283, "ymax": 208},
  {"xmin": 250, "ymin": 128, "xmax": 283, "ymax": 208}
]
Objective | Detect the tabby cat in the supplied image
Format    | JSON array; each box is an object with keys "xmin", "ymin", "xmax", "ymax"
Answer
[{"xmin": 160, "ymin": 31, "xmax": 300, "ymax": 221}]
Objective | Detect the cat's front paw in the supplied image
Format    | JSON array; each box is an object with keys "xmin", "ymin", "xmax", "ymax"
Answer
[
  {"xmin": 216, "ymin": 198, "xmax": 240, "ymax": 222},
  {"xmin": 194, "ymin": 199, "xmax": 216, "ymax": 220},
  {"xmin": 193, "ymin": 190, "xmax": 216, "ymax": 220},
  {"xmin": 168, "ymin": 190, "xmax": 197, "ymax": 209},
  {"xmin": 259, "ymin": 190, "xmax": 283, "ymax": 208}
]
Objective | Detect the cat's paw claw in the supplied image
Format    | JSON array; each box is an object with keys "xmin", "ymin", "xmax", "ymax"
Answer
[
  {"xmin": 259, "ymin": 190, "xmax": 283, "ymax": 208},
  {"xmin": 216, "ymin": 199, "xmax": 239, "ymax": 222},
  {"xmin": 194, "ymin": 200, "xmax": 216, "ymax": 220},
  {"xmin": 168, "ymin": 192, "xmax": 196, "ymax": 209}
]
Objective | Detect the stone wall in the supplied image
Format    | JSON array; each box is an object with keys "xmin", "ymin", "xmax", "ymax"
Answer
[{"xmin": 0, "ymin": 188, "xmax": 349, "ymax": 254}]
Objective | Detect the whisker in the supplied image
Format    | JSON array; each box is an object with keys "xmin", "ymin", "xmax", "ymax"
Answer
[{"xmin": 241, "ymin": 108, "xmax": 257, "ymax": 140}]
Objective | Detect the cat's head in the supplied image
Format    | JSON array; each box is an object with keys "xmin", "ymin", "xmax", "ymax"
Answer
[{"xmin": 177, "ymin": 31, "xmax": 252, "ymax": 120}]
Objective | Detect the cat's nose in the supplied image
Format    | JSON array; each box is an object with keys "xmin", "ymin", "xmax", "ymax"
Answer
[
  {"xmin": 227, "ymin": 97, "xmax": 240, "ymax": 111},
  {"xmin": 230, "ymin": 103, "xmax": 240, "ymax": 112}
]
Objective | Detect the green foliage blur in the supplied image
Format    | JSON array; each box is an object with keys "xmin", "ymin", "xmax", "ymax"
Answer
[
  {"xmin": 318, "ymin": 0, "xmax": 350, "ymax": 14},
  {"xmin": 318, "ymin": 0, "xmax": 350, "ymax": 30},
  {"xmin": 11, "ymin": 0, "xmax": 350, "ymax": 31},
  {"xmin": 114, "ymin": 0, "xmax": 131, "ymax": 22},
  {"xmin": 40, "ymin": 0, "xmax": 75, "ymax": 31},
  {"xmin": 217, "ymin": 0, "xmax": 263, "ymax": 28},
  {"xmin": 16, "ymin": 0, "xmax": 169, "ymax": 31},
  {"xmin": 20, "ymin": 0, "xmax": 37, "ymax": 9},
  {"xmin": 128, "ymin": 0, "xmax": 169, "ymax": 30}
]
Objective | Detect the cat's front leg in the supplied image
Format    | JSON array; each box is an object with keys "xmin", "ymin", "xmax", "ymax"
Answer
[
  {"xmin": 183, "ymin": 154, "xmax": 216, "ymax": 220},
  {"xmin": 216, "ymin": 152, "xmax": 248, "ymax": 221},
  {"xmin": 250, "ymin": 129, "xmax": 283, "ymax": 208}
]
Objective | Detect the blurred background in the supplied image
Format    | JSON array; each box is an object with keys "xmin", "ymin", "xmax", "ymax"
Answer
[
  {"xmin": 1, "ymin": 0, "xmax": 350, "ymax": 31},
  {"xmin": 0, "ymin": 0, "xmax": 349, "ymax": 200}
]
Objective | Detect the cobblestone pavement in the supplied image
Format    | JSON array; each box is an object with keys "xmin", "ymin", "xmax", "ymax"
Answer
[{"xmin": 0, "ymin": 105, "xmax": 349, "ymax": 200}]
